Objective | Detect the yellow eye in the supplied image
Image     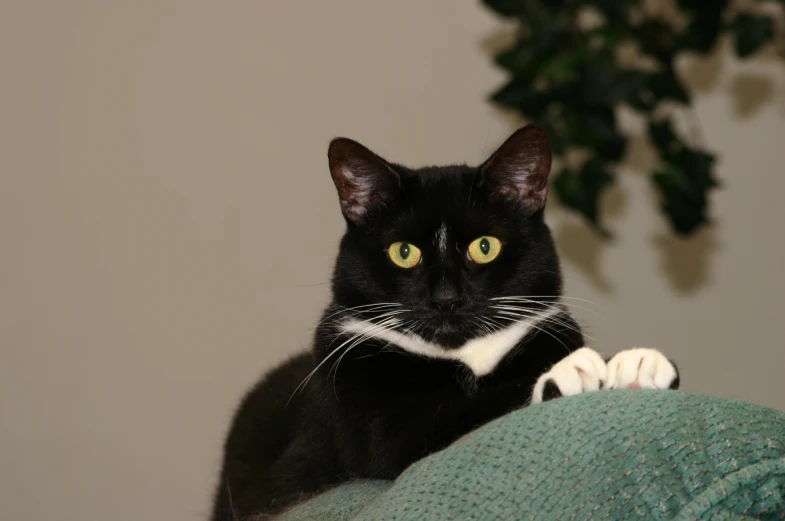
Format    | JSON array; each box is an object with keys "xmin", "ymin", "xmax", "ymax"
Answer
[
  {"xmin": 467, "ymin": 236, "xmax": 502, "ymax": 264},
  {"xmin": 387, "ymin": 241, "xmax": 422, "ymax": 268}
]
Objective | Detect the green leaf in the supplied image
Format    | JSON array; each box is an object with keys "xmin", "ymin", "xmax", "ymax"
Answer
[
  {"xmin": 489, "ymin": 77, "xmax": 535, "ymax": 107},
  {"xmin": 482, "ymin": 0, "xmax": 523, "ymax": 18},
  {"xmin": 648, "ymin": 119, "xmax": 683, "ymax": 155},
  {"xmin": 481, "ymin": 0, "xmax": 733, "ymax": 238},
  {"xmin": 540, "ymin": 45, "xmax": 590, "ymax": 86},
  {"xmin": 583, "ymin": 109, "xmax": 617, "ymax": 143},
  {"xmin": 615, "ymin": 70, "xmax": 649, "ymax": 104},
  {"xmin": 675, "ymin": 0, "xmax": 728, "ymax": 53},
  {"xmin": 597, "ymin": 135, "xmax": 627, "ymax": 162},
  {"xmin": 732, "ymin": 14, "xmax": 775, "ymax": 58},
  {"xmin": 489, "ymin": 77, "xmax": 545, "ymax": 118},
  {"xmin": 537, "ymin": 118, "xmax": 568, "ymax": 156},
  {"xmin": 621, "ymin": 71, "xmax": 657, "ymax": 112},
  {"xmin": 556, "ymin": 99, "xmax": 625, "ymax": 161},
  {"xmin": 647, "ymin": 119, "xmax": 718, "ymax": 236},
  {"xmin": 494, "ymin": 40, "xmax": 537, "ymax": 73},
  {"xmin": 648, "ymin": 66, "xmax": 690, "ymax": 104},
  {"xmin": 577, "ymin": 49, "xmax": 619, "ymax": 107},
  {"xmin": 637, "ymin": 19, "xmax": 678, "ymax": 61},
  {"xmin": 552, "ymin": 159, "xmax": 614, "ymax": 234},
  {"xmin": 587, "ymin": 25, "xmax": 623, "ymax": 48},
  {"xmin": 586, "ymin": 0, "xmax": 635, "ymax": 26},
  {"xmin": 540, "ymin": 56, "xmax": 576, "ymax": 85},
  {"xmin": 652, "ymin": 149, "xmax": 718, "ymax": 236},
  {"xmin": 652, "ymin": 167, "xmax": 706, "ymax": 235},
  {"xmin": 670, "ymin": 148, "xmax": 719, "ymax": 190},
  {"xmin": 680, "ymin": 14, "xmax": 722, "ymax": 54}
]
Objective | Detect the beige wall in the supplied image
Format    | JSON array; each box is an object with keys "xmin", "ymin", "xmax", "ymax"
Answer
[{"xmin": 1, "ymin": 2, "xmax": 783, "ymax": 521}]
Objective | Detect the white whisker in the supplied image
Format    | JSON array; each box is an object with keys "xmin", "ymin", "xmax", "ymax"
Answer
[
  {"xmin": 470, "ymin": 318, "xmax": 491, "ymax": 336},
  {"xmin": 323, "ymin": 309, "xmax": 409, "ymax": 346},
  {"xmin": 317, "ymin": 303, "xmax": 403, "ymax": 327},
  {"xmin": 491, "ymin": 295, "xmax": 602, "ymax": 306},
  {"xmin": 491, "ymin": 296, "xmax": 605, "ymax": 319},
  {"xmin": 492, "ymin": 313, "xmax": 571, "ymax": 355},
  {"xmin": 490, "ymin": 304, "xmax": 591, "ymax": 341},
  {"xmin": 328, "ymin": 317, "xmax": 401, "ymax": 377},
  {"xmin": 329, "ymin": 317, "xmax": 402, "ymax": 394},
  {"xmin": 287, "ymin": 311, "xmax": 406, "ymax": 406}
]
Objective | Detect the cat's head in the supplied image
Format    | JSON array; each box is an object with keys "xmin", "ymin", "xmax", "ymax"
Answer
[{"xmin": 326, "ymin": 126, "xmax": 563, "ymax": 348}]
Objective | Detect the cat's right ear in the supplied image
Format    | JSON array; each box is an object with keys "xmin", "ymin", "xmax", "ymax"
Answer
[
  {"xmin": 328, "ymin": 138, "xmax": 400, "ymax": 225},
  {"xmin": 479, "ymin": 125, "xmax": 552, "ymax": 215}
]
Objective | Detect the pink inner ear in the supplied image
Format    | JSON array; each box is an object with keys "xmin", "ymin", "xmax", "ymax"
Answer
[
  {"xmin": 328, "ymin": 137, "xmax": 401, "ymax": 224},
  {"xmin": 338, "ymin": 165, "xmax": 375, "ymax": 220},
  {"xmin": 481, "ymin": 125, "xmax": 552, "ymax": 214}
]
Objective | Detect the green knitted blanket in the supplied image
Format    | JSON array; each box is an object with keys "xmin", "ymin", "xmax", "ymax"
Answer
[{"xmin": 279, "ymin": 390, "xmax": 785, "ymax": 521}]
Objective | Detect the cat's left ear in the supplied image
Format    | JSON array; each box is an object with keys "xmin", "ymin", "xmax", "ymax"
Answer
[
  {"xmin": 479, "ymin": 125, "xmax": 551, "ymax": 214},
  {"xmin": 328, "ymin": 138, "xmax": 400, "ymax": 225}
]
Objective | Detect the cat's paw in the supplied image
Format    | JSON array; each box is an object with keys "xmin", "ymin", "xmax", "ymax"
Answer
[
  {"xmin": 530, "ymin": 347, "xmax": 608, "ymax": 405},
  {"xmin": 605, "ymin": 348, "xmax": 679, "ymax": 390}
]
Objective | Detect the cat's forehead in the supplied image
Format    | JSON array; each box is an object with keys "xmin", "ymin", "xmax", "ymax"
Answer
[
  {"xmin": 398, "ymin": 165, "xmax": 477, "ymax": 207},
  {"xmin": 396, "ymin": 167, "xmax": 475, "ymax": 219},
  {"xmin": 399, "ymin": 164, "xmax": 477, "ymax": 188},
  {"xmin": 380, "ymin": 165, "xmax": 511, "ymax": 244}
]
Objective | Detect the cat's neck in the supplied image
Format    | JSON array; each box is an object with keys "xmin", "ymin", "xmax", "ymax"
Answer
[{"xmin": 338, "ymin": 304, "xmax": 565, "ymax": 377}]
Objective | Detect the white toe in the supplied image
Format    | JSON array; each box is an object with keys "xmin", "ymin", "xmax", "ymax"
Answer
[
  {"xmin": 531, "ymin": 347, "xmax": 607, "ymax": 405},
  {"xmin": 606, "ymin": 348, "xmax": 677, "ymax": 390}
]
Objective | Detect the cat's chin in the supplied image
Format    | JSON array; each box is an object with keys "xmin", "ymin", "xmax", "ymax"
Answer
[
  {"xmin": 418, "ymin": 329, "xmax": 462, "ymax": 349},
  {"xmin": 417, "ymin": 317, "xmax": 477, "ymax": 349}
]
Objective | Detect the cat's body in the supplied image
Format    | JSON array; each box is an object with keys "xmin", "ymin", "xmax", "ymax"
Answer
[{"xmin": 211, "ymin": 127, "xmax": 679, "ymax": 520}]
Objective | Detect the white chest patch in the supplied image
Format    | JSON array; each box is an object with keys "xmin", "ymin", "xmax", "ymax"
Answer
[{"xmin": 340, "ymin": 306, "xmax": 560, "ymax": 376}]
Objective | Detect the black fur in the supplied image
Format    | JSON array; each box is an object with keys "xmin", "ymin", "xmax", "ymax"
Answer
[{"xmin": 210, "ymin": 127, "xmax": 585, "ymax": 520}]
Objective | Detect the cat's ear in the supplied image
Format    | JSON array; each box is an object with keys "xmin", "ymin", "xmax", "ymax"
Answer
[
  {"xmin": 480, "ymin": 125, "xmax": 551, "ymax": 214},
  {"xmin": 328, "ymin": 138, "xmax": 400, "ymax": 225}
]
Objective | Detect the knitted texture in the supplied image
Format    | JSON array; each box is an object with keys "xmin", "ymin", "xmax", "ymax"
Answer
[{"xmin": 279, "ymin": 391, "xmax": 785, "ymax": 520}]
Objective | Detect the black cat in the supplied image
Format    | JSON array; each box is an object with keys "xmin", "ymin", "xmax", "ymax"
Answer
[{"xmin": 210, "ymin": 126, "xmax": 679, "ymax": 520}]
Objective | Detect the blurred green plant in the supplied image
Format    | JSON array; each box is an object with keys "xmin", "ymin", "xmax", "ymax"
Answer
[{"xmin": 483, "ymin": 0, "xmax": 784, "ymax": 236}]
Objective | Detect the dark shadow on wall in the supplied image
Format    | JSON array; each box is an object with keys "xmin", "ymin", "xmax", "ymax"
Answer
[
  {"xmin": 481, "ymin": 29, "xmax": 778, "ymax": 294},
  {"xmin": 728, "ymin": 75, "xmax": 776, "ymax": 118},
  {"xmin": 653, "ymin": 228, "xmax": 720, "ymax": 294},
  {"xmin": 680, "ymin": 38, "xmax": 778, "ymax": 120},
  {"xmin": 549, "ymin": 184, "xmax": 627, "ymax": 295},
  {"xmin": 552, "ymin": 132, "xmax": 721, "ymax": 295},
  {"xmin": 552, "ymin": 218, "xmax": 614, "ymax": 294}
]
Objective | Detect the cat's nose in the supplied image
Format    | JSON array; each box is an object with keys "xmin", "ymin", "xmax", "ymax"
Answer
[{"xmin": 431, "ymin": 285, "xmax": 462, "ymax": 311}]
